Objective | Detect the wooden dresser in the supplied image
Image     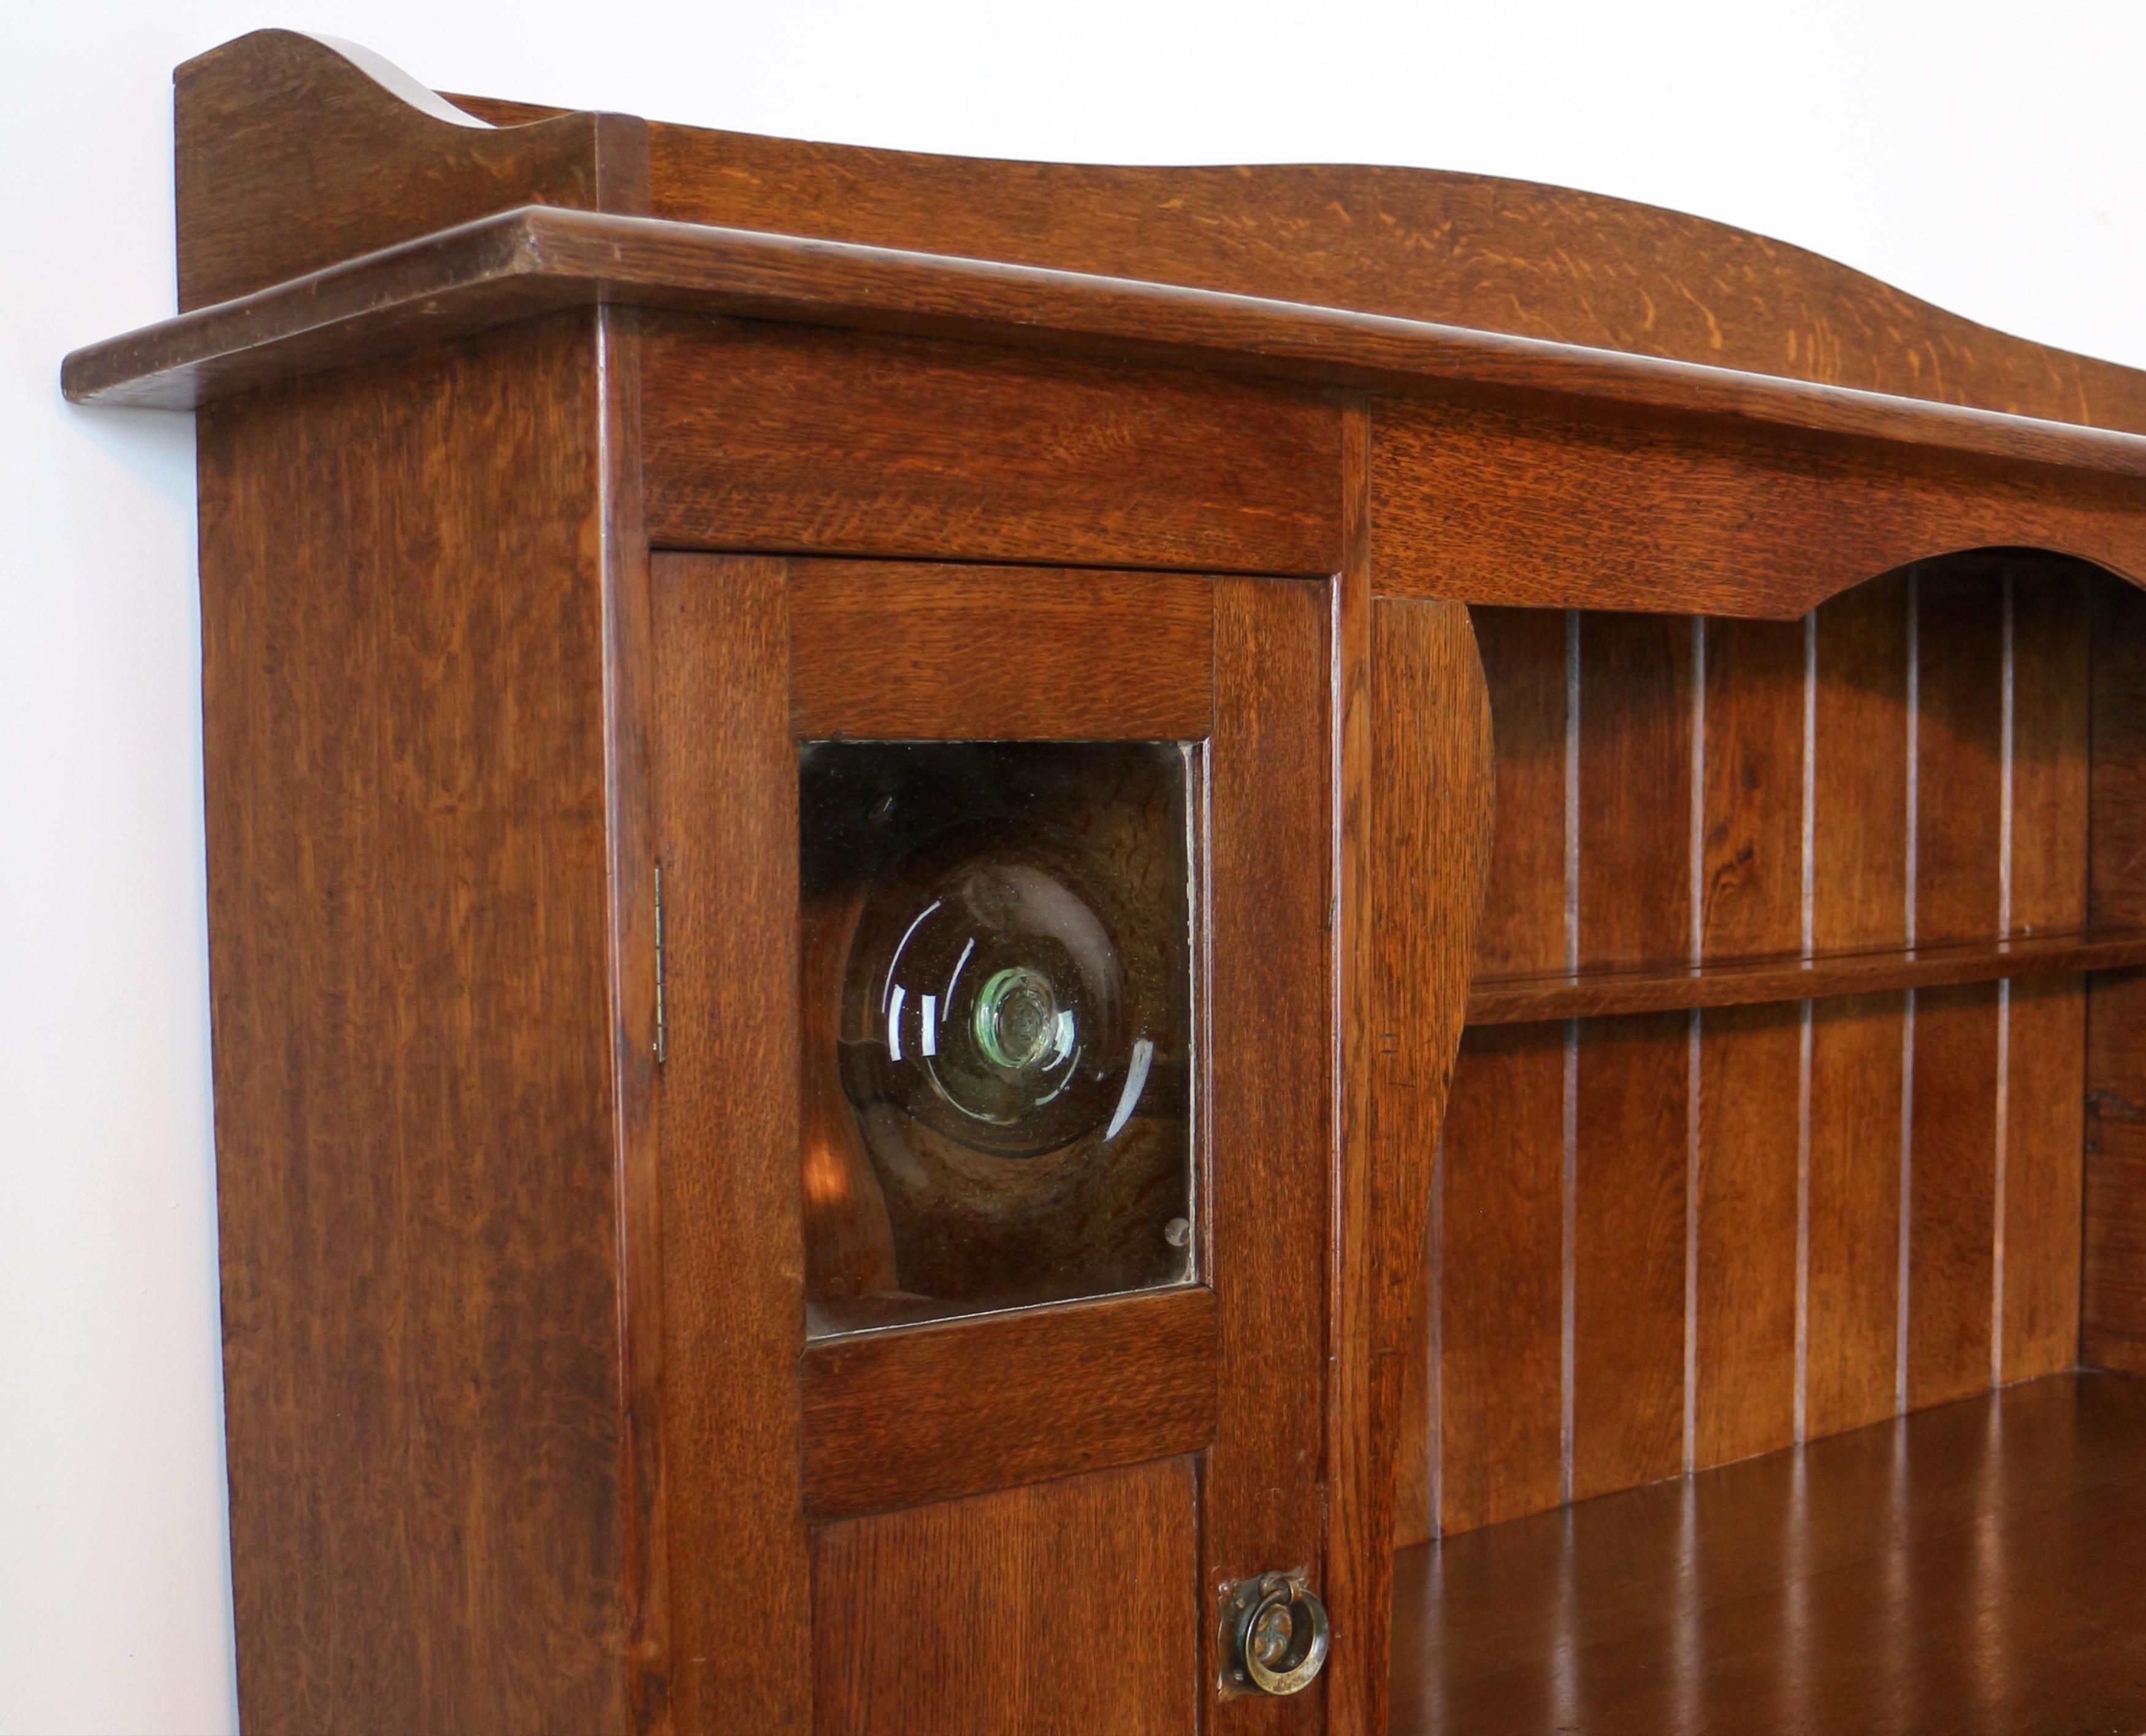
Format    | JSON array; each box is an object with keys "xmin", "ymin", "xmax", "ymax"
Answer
[{"xmin": 65, "ymin": 28, "xmax": 2146, "ymax": 1734}]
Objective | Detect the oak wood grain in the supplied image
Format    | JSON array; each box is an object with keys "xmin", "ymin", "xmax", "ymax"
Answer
[
  {"xmin": 1577, "ymin": 612, "xmax": 1692, "ymax": 971},
  {"xmin": 2003, "ymin": 976, "xmax": 2086, "ymax": 1383},
  {"xmin": 785, "ymin": 561, "xmax": 1213, "ymax": 742},
  {"xmin": 643, "ymin": 316, "xmax": 1342, "ymax": 579},
  {"xmin": 812, "ymin": 1460, "xmax": 1199, "ymax": 1736},
  {"xmin": 639, "ymin": 112, "xmax": 2146, "ymax": 435},
  {"xmin": 1369, "ymin": 396, "xmax": 2146, "ymax": 615},
  {"xmin": 202, "ymin": 317, "xmax": 627, "ymax": 1732},
  {"xmin": 1812, "ymin": 573, "xmax": 1911, "ymax": 957},
  {"xmin": 1571, "ymin": 1012, "xmax": 1690, "ymax": 1502},
  {"xmin": 2090, "ymin": 575, "xmax": 2146, "ymax": 931},
  {"xmin": 800, "ymin": 1288, "xmax": 1218, "ymax": 1521},
  {"xmin": 1914, "ymin": 561, "xmax": 2006, "ymax": 946},
  {"xmin": 2084, "ymin": 970, "xmax": 2146, "ymax": 1373},
  {"xmin": 1392, "ymin": 1371, "xmax": 2146, "ymax": 1735},
  {"xmin": 1906, "ymin": 982, "xmax": 2001, "ymax": 1410},
  {"xmin": 178, "ymin": 33, "xmax": 2146, "ymax": 436},
  {"xmin": 1698, "ymin": 618, "xmax": 1804, "ymax": 960},
  {"xmin": 1804, "ymin": 994, "xmax": 1907, "ymax": 1439},
  {"xmin": 1468, "ymin": 607, "xmax": 1568, "ymax": 979},
  {"xmin": 176, "ymin": 29, "xmax": 644, "ymax": 310},
  {"xmin": 2010, "ymin": 563, "xmax": 2090, "ymax": 936},
  {"xmin": 596, "ymin": 307, "xmax": 670, "ymax": 1730},
  {"xmin": 650, "ymin": 554, "xmax": 812, "ymax": 1734},
  {"xmin": 1207, "ymin": 576, "xmax": 1330, "ymax": 1735},
  {"xmin": 1464, "ymin": 927, "xmax": 2146, "ymax": 1023},
  {"xmin": 1432, "ymin": 1025, "xmax": 1568, "ymax": 1535},
  {"xmin": 1694, "ymin": 1003, "xmax": 1801, "ymax": 1469},
  {"xmin": 63, "ymin": 206, "xmax": 2146, "ymax": 528},
  {"xmin": 1332, "ymin": 584, "xmax": 1492, "ymax": 1730}
]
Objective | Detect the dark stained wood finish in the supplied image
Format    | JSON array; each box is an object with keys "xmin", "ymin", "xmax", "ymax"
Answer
[
  {"xmin": 176, "ymin": 30, "xmax": 645, "ymax": 310},
  {"xmin": 1464, "ymin": 926, "xmax": 2146, "ymax": 1023},
  {"xmin": 2010, "ymin": 567, "xmax": 2090, "ymax": 936},
  {"xmin": 1577, "ymin": 613, "xmax": 1692, "ymax": 971},
  {"xmin": 2085, "ymin": 969, "xmax": 2146, "ymax": 1374},
  {"xmin": 1468, "ymin": 608, "xmax": 1569, "ymax": 979},
  {"xmin": 1903, "ymin": 567, "xmax": 2006, "ymax": 1410},
  {"xmin": 1369, "ymin": 397, "xmax": 2146, "ymax": 616},
  {"xmin": 1392, "ymin": 1372, "xmax": 2146, "ymax": 1735},
  {"xmin": 1570, "ymin": 1012, "xmax": 1690, "ymax": 1502},
  {"xmin": 1420, "ymin": 552, "xmax": 2106, "ymax": 1528},
  {"xmin": 1812, "ymin": 573, "xmax": 1911, "ymax": 957},
  {"xmin": 2091, "ymin": 575, "xmax": 2146, "ymax": 931},
  {"xmin": 1694, "ymin": 1003, "xmax": 1800, "ymax": 1469},
  {"xmin": 181, "ymin": 34, "xmax": 2146, "ymax": 430},
  {"xmin": 2004, "ymin": 976, "xmax": 2086, "ymax": 1382},
  {"xmin": 201, "ymin": 316, "xmax": 627, "ymax": 1732},
  {"xmin": 799, "ymin": 1288, "xmax": 1218, "ymax": 1521},
  {"xmin": 1914, "ymin": 562, "xmax": 2006, "ymax": 945},
  {"xmin": 1804, "ymin": 576, "xmax": 1911, "ymax": 1442},
  {"xmin": 1905, "ymin": 982, "xmax": 2001, "ymax": 1409},
  {"xmin": 651, "ymin": 554, "xmax": 812, "ymax": 1734},
  {"xmin": 63, "ymin": 206, "xmax": 2146, "ymax": 524},
  {"xmin": 811, "ymin": 1459, "xmax": 1199, "ymax": 1736},
  {"xmin": 2084, "ymin": 580, "xmax": 2146, "ymax": 1374},
  {"xmin": 1566, "ymin": 613, "xmax": 1691, "ymax": 1500},
  {"xmin": 1429, "ymin": 1025, "xmax": 1567, "ymax": 1537},
  {"xmin": 595, "ymin": 307, "xmax": 670, "ymax": 1727},
  {"xmin": 644, "ymin": 317, "xmax": 1342, "ymax": 579},
  {"xmin": 1332, "ymin": 581, "xmax": 1494, "ymax": 1731},
  {"xmin": 1804, "ymin": 994, "xmax": 1907, "ymax": 1440},
  {"xmin": 636, "ymin": 112, "xmax": 2146, "ymax": 434},
  {"xmin": 785, "ymin": 561, "xmax": 1213, "ymax": 742},
  {"xmin": 1697, "ymin": 618, "xmax": 1804, "ymax": 960},
  {"xmin": 1206, "ymin": 576, "xmax": 1330, "ymax": 1734}
]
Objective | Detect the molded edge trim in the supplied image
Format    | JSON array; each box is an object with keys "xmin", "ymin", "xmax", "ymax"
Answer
[{"xmin": 59, "ymin": 206, "xmax": 2146, "ymax": 488}]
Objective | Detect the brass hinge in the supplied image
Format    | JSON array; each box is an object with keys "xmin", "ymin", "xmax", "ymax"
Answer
[{"xmin": 653, "ymin": 865, "xmax": 667, "ymax": 1066}]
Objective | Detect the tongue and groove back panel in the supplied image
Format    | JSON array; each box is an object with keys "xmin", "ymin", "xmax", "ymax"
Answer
[{"xmin": 1404, "ymin": 555, "xmax": 2112, "ymax": 1543}]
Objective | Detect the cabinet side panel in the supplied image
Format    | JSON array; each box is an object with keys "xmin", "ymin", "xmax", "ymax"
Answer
[
  {"xmin": 811, "ymin": 1461, "xmax": 1198, "ymax": 1736},
  {"xmin": 200, "ymin": 319, "xmax": 625, "ymax": 1731}
]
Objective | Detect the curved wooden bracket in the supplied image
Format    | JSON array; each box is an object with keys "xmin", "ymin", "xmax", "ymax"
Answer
[
  {"xmin": 174, "ymin": 28, "xmax": 647, "ymax": 310},
  {"xmin": 1329, "ymin": 399, "xmax": 1497, "ymax": 1733}
]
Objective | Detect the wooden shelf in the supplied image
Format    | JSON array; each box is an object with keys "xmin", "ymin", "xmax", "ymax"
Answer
[
  {"xmin": 1392, "ymin": 1371, "xmax": 2146, "ymax": 1732},
  {"xmin": 1464, "ymin": 927, "xmax": 2146, "ymax": 1025}
]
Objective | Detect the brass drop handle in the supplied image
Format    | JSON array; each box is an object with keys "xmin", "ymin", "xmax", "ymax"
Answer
[{"xmin": 1220, "ymin": 1570, "xmax": 1331, "ymax": 1697}]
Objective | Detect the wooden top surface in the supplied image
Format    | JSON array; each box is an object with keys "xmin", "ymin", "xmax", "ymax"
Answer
[
  {"xmin": 60, "ymin": 31, "xmax": 2146, "ymax": 494},
  {"xmin": 1393, "ymin": 1369, "xmax": 2146, "ymax": 1734}
]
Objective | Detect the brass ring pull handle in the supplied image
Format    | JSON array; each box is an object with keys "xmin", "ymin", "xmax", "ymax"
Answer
[{"xmin": 1220, "ymin": 1570, "xmax": 1331, "ymax": 1697}]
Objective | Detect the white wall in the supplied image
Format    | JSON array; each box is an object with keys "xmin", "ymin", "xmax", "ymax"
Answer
[{"xmin": 5, "ymin": 2, "xmax": 2144, "ymax": 1729}]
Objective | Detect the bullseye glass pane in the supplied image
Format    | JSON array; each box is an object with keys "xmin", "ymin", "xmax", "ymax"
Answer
[{"xmin": 798, "ymin": 740, "xmax": 1198, "ymax": 1338}]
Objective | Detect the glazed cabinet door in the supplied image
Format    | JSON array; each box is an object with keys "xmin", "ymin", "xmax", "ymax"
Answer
[{"xmin": 650, "ymin": 555, "xmax": 1332, "ymax": 1735}]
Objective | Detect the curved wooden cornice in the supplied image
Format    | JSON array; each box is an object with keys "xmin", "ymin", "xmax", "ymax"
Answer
[
  {"xmin": 619, "ymin": 128, "xmax": 2146, "ymax": 435},
  {"xmin": 163, "ymin": 29, "xmax": 2146, "ymax": 436}
]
